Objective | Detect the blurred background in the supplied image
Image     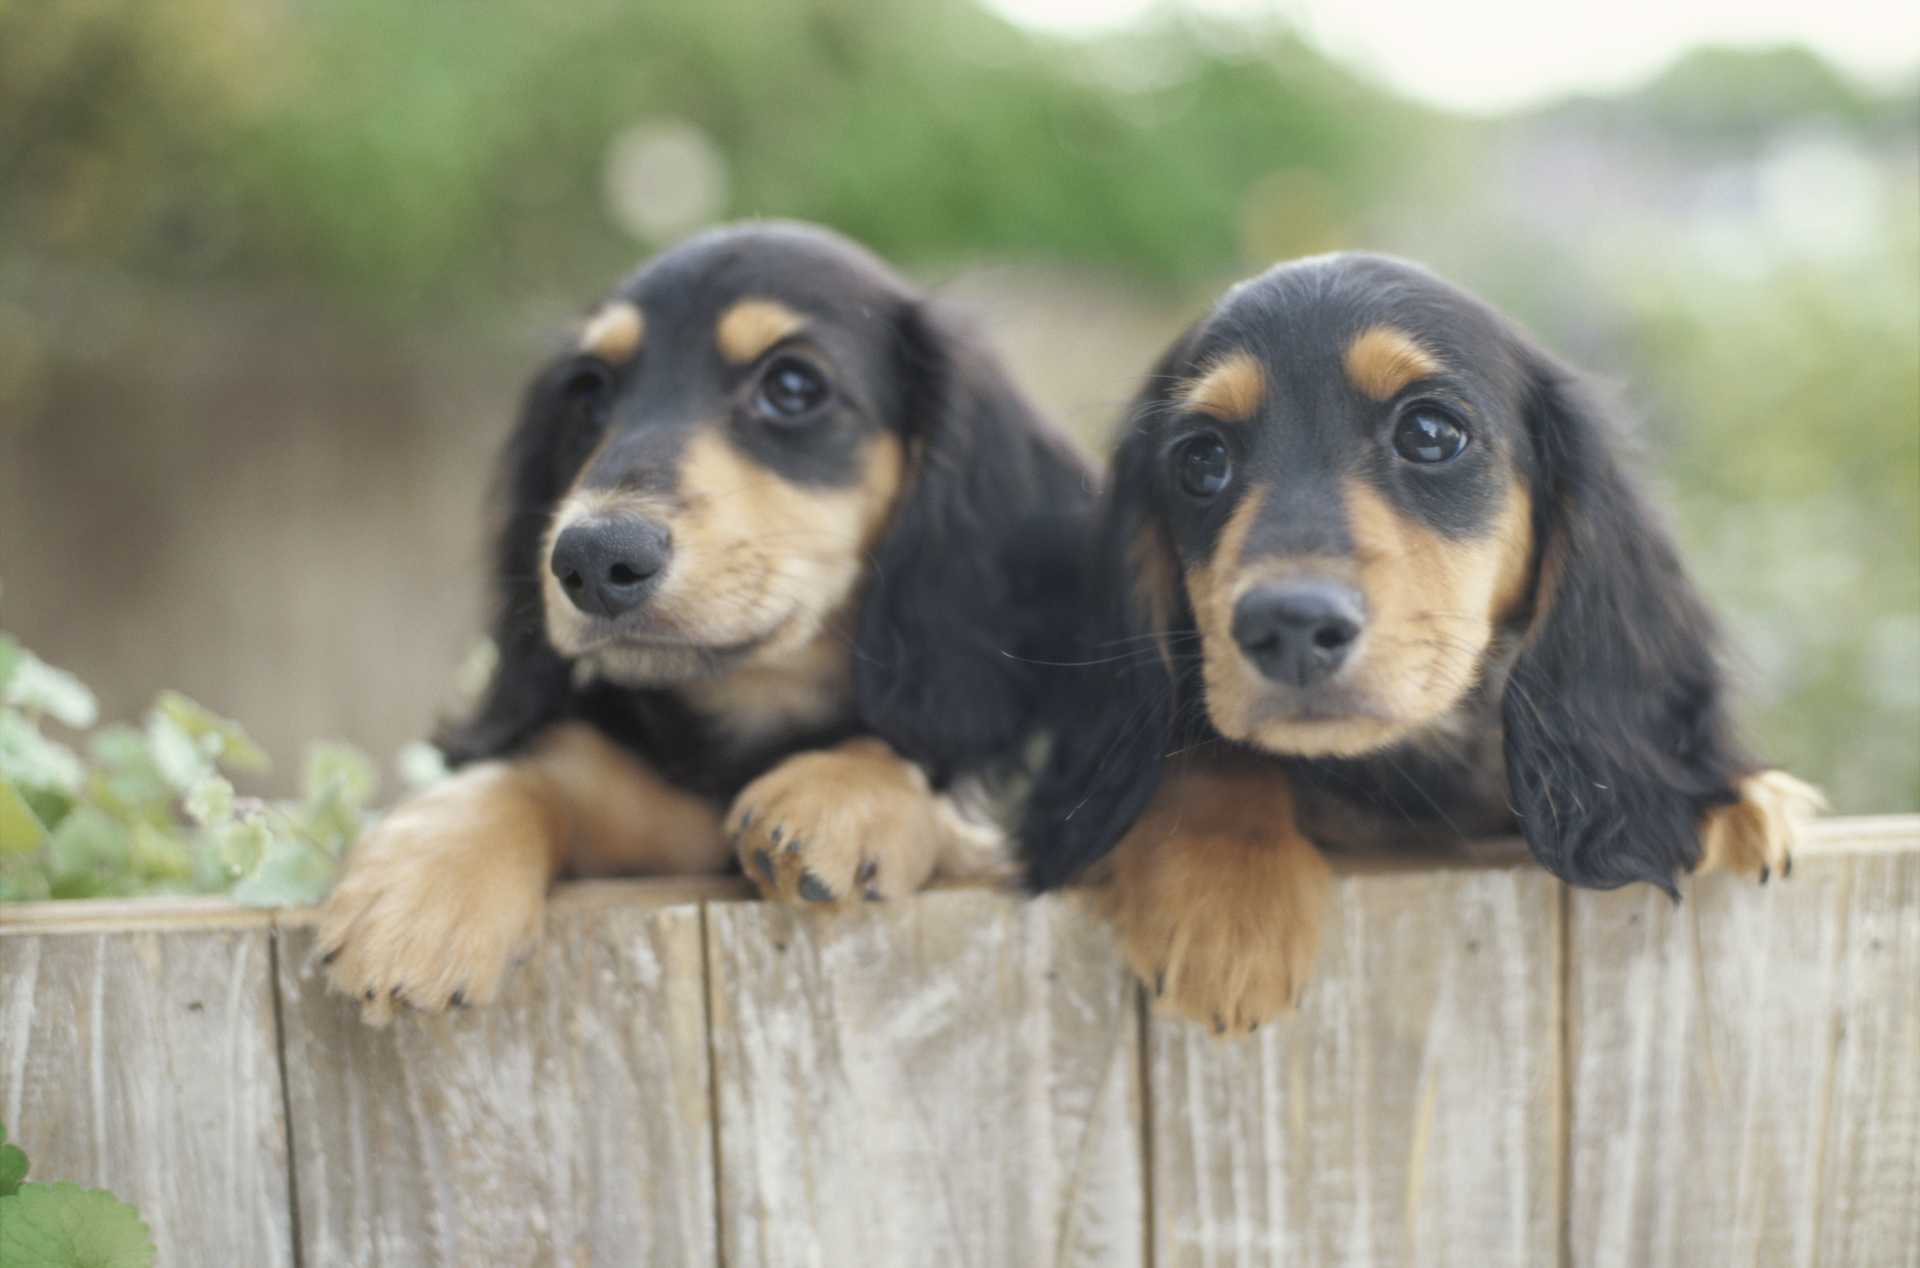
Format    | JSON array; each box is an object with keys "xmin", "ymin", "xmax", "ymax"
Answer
[{"xmin": 2, "ymin": 0, "xmax": 1916, "ymax": 812}]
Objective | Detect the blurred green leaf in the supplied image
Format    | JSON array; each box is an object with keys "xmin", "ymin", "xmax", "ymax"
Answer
[
  {"xmin": 303, "ymin": 742, "xmax": 376, "ymax": 812},
  {"xmin": 0, "ymin": 779, "xmax": 47, "ymax": 856},
  {"xmin": 0, "ymin": 641, "xmax": 99, "ymax": 729},
  {"xmin": 0, "ymin": 637, "xmax": 24, "ymax": 699},
  {"xmin": 229, "ymin": 832, "xmax": 335, "ymax": 907},
  {"xmin": 153, "ymin": 692, "xmax": 271, "ymax": 775},
  {"xmin": 0, "ymin": 1122, "xmax": 27, "ymax": 1197},
  {"xmin": 47, "ymin": 806, "xmax": 130, "ymax": 892},
  {"xmin": 128, "ymin": 822, "xmax": 194, "ymax": 883},
  {"xmin": 184, "ymin": 776, "xmax": 235, "ymax": 828},
  {"xmin": 396, "ymin": 741, "xmax": 448, "ymax": 790},
  {"xmin": 0, "ymin": 1182, "xmax": 156, "ymax": 1268},
  {"xmin": 0, "ymin": 713, "xmax": 85, "ymax": 797}
]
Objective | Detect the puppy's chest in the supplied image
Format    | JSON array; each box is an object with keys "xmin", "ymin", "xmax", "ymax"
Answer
[
  {"xmin": 680, "ymin": 638, "xmax": 858, "ymax": 764},
  {"xmin": 1293, "ymin": 696, "xmax": 1519, "ymax": 855}
]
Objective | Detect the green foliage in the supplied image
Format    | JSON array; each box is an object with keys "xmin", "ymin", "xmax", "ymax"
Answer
[
  {"xmin": 0, "ymin": 1125, "xmax": 155, "ymax": 1268},
  {"xmin": 1623, "ymin": 244, "xmax": 1920, "ymax": 811},
  {"xmin": 0, "ymin": 632, "xmax": 370, "ymax": 905},
  {"xmin": 0, "ymin": 0, "xmax": 1439, "ymax": 314},
  {"xmin": 0, "ymin": 1123, "xmax": 27, "ymax": 1197}
]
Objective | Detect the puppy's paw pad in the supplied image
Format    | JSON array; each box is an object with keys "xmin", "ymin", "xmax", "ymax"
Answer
[
  {"xmin": 726, "ymin": 742, "xmax": 939, "ymax": 910},
  {"xmin": 1101, "ymin": 824, "xmax": 1329, "ymax": 1036},
  {"xmin": 314, "ymin": 771, "xmax": 551, "ymax": 1023},
  {"xmin": 1699, "ymin": 769, "xmax": 1825, "ymax": 883},
  {"xmin": 1127, "ymin": 911, "xmax": 1315, "ymax": 1035}
]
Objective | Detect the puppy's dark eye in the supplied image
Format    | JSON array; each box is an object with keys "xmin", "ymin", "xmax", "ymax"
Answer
[
  {"xmin": 754, "ymin": 356, "xmax": 830, "ymax": 422},
  {"xmin": 1392, "ymin": 407, "xmax": 1469, "ymax": 464},
  {"xmin": 561, "ymin": 358, "xmax": 614, "ymax": 414},
  {"xmin": 1173, "ymin": 433, "xmax": 1233, "ymax": 499},
  {"xmin": 553, "ymin": 359, "xmax": 614, "ymax": 476}
]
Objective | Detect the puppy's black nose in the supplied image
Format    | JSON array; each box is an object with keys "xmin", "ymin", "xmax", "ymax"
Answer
[
  {"xmin": 1231, "ymin": 581, "xmax": 1364, "ymax": 687},
  {"xmin": 550, "ymin": 518, "xmax": 671, "ymax": 618}
]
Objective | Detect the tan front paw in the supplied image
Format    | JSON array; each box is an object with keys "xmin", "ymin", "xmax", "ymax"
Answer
[
  {"xmin": 1099, "ymin": 820, "xmax": 1331, "ymax": 1035},
  {"xmin": 727, "ymin": 739, "xmax": 945, "ymax": 908},
  {"xmin": 315, "ymin": 764, "xmax": 557, "ymax": 1025},
  {"xmin": 1697, "ymin": 769, "xmax": 1826, "ymax": 883}
]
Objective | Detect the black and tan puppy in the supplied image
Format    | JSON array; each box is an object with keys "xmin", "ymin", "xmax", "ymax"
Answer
[
  {"xmin": 318, "ymin": 222, "xmax": 1092, "ymax": 1022},
  {"xmin": 1023, "ymin": 252, "xmax": 1821, "ymax": 1032}
]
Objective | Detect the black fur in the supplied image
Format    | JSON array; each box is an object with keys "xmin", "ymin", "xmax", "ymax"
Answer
[
  {"xmin": 438, "ymin": 222, "xmax": 1093, "ymax": 826},
  {"xmin": 1023, "ymin": 252, "xmax": 1761, "ymax": 896},
  {"xmin": 1500, "ymin": 354, "xmax": 1748, "ymax": 893},
  {"xmin": 853, "ymin": 304, "xmax": 1096, "ymax": 783}
]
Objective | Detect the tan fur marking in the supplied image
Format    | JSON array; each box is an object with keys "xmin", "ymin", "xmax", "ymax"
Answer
[
  {"xmin": 530, "ymin": 723, "xmax": 730, "ymax": 877},
  {"xmin": 727, "ymin": 737, "xmax": 1012, "ymax": 907},
  {"xmin": 1696, "ymin": 769, "xmax": 1826, "ymax": 878},
  {"xmin": 715, "ymin": 298, "xmax": 807, "ymax": 365},
  {"xmin": 1184, "ymin": 489, "xmax": 1267, "ymax": 741},
  {"xmin": 1344, "ymin": 325, "xmax": 1441, "ymax": 402},
  {"xmin": 1180, "ymin": 351, "xmax": 1266, "ymax": 422},
  {"xmin": 579, "ymin": 301, "xmax": 644, "ymax": 363},
  {"xmin": 1129, "ymin": 525, "xmax": 1180, "ymax": 664},
  {"xmin": 1189, "ymin": 477, "xmax": 1532, "ymax": 756},
  {"xmin": 541, "ymin": 428, "xmax": 905, "ymax": 694},
  {"xmin": 316, "ymin": 723, "xmax": 726, "ymax": 1023},
  {"xmin": 1095, "ymin": 755, "xmax": 1331, "ymax": 1032}
]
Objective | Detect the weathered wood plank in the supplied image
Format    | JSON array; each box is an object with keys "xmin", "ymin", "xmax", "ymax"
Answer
[
  {"xmin": 1146, "ymin": 865, "xmax": 1563, "ymax": 1268},
  {"xmin": 1816, "ymin": 851, "xmax": 1920, "ymax": 1265},
  {"xmin": 0, "ymin": 928, "xmax": 293, "ymax": 1266},
  {"xmin": 1565, "ymin": 854, "xmax": 1919, "ymax": 1268},
  {"xmin": 706, "ymin": 890, "xmax": 1144, "ymax": 1268},
  {"xmin": 275, "ymin": 902, "xmax": 714, "ymax": 1268}
]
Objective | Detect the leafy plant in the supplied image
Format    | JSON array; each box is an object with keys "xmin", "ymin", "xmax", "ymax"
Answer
[
  {"xmin": 0, "ymin": 630, "xmax": 435, "ymax": 904},
  {"xmin": 0, "ymin": 1123, "xmax": 155, "ymax": 1268}
]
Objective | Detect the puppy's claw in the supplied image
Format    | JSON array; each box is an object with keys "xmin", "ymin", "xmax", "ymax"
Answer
[{"xmin": 797, "ymin": 872, "xmax": 834, "ymax": 903}]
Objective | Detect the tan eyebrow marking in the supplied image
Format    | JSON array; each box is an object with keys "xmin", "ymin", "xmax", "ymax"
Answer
[
  {"xmin": 579, "ymin": 301, "xmax": 645, "ymax": 363},
  {"xmin": 1344, "ymin": 325, "xmax": 1442, "ymax": 401},
  {"xmin": 1179, "ymin": 350, "xmax": 1266, "ymax": 423},
  {"xmin": 715, "ymin": 298, "xmax": 808, "ymax": 366}
]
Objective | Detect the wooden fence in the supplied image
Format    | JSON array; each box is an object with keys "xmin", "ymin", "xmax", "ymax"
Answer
[{"xmin": 3, "ymin": 817, "xmax": 1915, "ymax": 1267}]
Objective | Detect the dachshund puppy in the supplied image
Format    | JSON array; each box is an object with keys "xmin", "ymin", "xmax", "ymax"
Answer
[
  {"xmin": 318, "ymin": 222, "xmax": 1093, "ymax": 1022},
  {"xmin": 1023, "ymin": 252, "xmax": 1821, "ymax": 1032}
]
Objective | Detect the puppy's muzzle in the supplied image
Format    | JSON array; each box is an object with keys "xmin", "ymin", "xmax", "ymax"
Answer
[
  {"xmin": 550, "ymin": 516, "xmax": 672, "ymax": 619},
  {"xmin": 1231, "ymin": 580, "xmax": 1364, "ymax": 687}
]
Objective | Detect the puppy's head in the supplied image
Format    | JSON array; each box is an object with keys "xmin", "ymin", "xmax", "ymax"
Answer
[
  {"xmin": 1029, "ymin": 253, "xmax": 1755, "ymax": 894},
  {"xmin": 1125, "ymin": 254, "xmax": 1538, "ymax": 756},
  {"xmin": 447, "ymin": 222, "xmax": 1092, "ymax": 773},
  {"xmin": 535, "ymin": 226, "xmax": 913, "ymax": 683}
]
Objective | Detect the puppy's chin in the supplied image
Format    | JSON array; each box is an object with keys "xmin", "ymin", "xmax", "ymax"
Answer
[
  {"xmin": 1203, "ymin": 678, "xmax": 1442, "ymax": 759},
  {"xmin": 545, "ymin": 605, "xmax": 794, "ymax": 687},
  {"xmin": 579, "ymin": 643, "xmax": 750, "ymax": 687},
  {"xmin": 1238, "ymin": 714, "xmax": 1425, "ymax": 759}
]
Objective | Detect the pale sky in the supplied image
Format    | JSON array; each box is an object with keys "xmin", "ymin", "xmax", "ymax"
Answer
[{"xmin": 984, "ymin": 0, "xmax": 1920, "ymax": 112}]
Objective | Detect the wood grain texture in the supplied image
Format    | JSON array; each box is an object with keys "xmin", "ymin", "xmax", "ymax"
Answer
[
  {"xmin": 705, "ymin": 890, "xmax": 1144, "ymax": 1268},
  {"xmin": 1566, "ymin": 852, "xmax": 1920, "ymax": 1268},
  {"xmin": 1146, "ymin": 864, "xmax": 1563, "ymax": 1268},
  {"xmin": 275, "ymin": 902, "xmax": 714, "ymax": 1268},
  {"xmin": 0, "ymin": 928, "xmax": 293, "ymax": 1266},
  {"xmin": 1815, "ymin": 852, "xmax": 1920, "ymax": 1266}
]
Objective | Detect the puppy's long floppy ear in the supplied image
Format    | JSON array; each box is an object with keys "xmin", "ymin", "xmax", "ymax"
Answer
[
  {"xmin": 1502, "ymin": 351, "xmax": 1751, "ymax": 893},
  {"xmin": 1021, "ymin": 330, "xmax": 1202, "ymax": 891},
  {"xmin": 853, "ymin": 303, "xmax": 1096, "ymax": 781},
  {"xmin": 435, "ymin": 356, "xmax": 609, "ymax": 765}
]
